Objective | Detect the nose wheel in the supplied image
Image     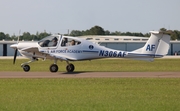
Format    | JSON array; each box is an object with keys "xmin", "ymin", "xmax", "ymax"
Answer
[
  {"xmin": 49, "ymin": 64, "xmax": 59, "ymax": 72},
  {"xmin": 21, "ymin": 59, "xmax": 37, "ymax": 72},
  {"xmin": 22, "ymin": 65, "xmax": 30, "ymax": 72},
  {"xmin": 66, "ymin": 63, "xmax": 75, "ymax": 72}
]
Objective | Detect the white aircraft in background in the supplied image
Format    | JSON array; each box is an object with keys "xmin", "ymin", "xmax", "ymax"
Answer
[{"xmin": 10, "ymin": 31, "xmax": 170, "ymax": 72}]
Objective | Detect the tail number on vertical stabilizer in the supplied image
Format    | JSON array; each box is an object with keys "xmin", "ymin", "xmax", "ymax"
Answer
[
  {"xmin": 99, "ymin": 50, "xmax": 126, "ymax": 57},
  {"xmin": 146, "ymin": 44, "xmax": 155, "ymax": 51}
]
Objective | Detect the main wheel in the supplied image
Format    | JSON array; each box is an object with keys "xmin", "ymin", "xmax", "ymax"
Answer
[
  {"xmin": 49, "ymin": 64, "xmax": 58, "ymax": 72},
  {"xmin": 23, "ymin": 65, "xmax": 30, "ymax": 72},
  {"xmin": 66, "ymin": 63, "xmax": 75, "ymax": 72}
]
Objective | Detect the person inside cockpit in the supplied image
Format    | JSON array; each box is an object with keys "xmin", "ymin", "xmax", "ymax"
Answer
[
  {"xmin": 71, "ymin": 40, "xmax": 75, "ymax": 45},
  {"xmin": 52, "ymin": 37, "xmax": 58, "ymax": 46},
  {"xmin": 61, "ymin": 38, "xmax": 68, "ymax": 46}
]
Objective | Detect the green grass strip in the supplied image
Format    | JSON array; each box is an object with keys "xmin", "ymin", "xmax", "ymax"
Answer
[{"xmin": 0, "ymin": 78, "xmax": 180, "ymax": 111}]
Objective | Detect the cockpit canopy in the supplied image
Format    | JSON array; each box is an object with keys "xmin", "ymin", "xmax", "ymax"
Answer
[
  {"xmin": 38, "ymin": 35, "xmax": 60, "ymax": 47},
  {"xmin": 38, "ymin": 35, "xmax": 82, "ymax": 48}
]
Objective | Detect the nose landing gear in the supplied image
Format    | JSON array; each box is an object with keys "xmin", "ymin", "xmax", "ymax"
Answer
[
  {"xmin": 21, "ymin": 59, "xmax": 37, "ymax": 72},
  {"xmin": 23, "ymin": 65, "xmax": 30, "ymax": 72}
]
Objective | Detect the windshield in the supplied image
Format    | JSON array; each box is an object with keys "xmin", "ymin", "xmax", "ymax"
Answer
[{"xmin": 38, "ymin": 35, "xmax": 60, "ymax": 47}]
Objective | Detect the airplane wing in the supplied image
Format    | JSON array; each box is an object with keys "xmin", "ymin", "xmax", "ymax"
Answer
[
  {"xmin": 21, "ymin": 47, "xmax": 39, "ymax": 53},
  {"xmin": 20, "ymin": 46, "xmax": 77, "ymax": 61},
  {"xmin": 20, "ymin": 47, "xmax": 50, "ymax": 59}
]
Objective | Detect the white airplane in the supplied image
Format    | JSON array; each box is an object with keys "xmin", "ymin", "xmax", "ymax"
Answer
[{"xmin": 10, "ymin": 31, "xmax": 170, "ymax": 72}]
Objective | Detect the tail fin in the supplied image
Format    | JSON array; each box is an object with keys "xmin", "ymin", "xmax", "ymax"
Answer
[{"xmin": 132, "ymin": 31, "xmax": 170, "ymax": 60}]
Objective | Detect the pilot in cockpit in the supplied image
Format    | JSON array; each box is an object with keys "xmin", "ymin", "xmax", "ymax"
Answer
[
  {"xmin": 52, "ymin": 37, "xmax": 58, "ymax": 46},
  {"xmin": 41, "ymin": 40, "xmax": 50, "ymax": 47}
]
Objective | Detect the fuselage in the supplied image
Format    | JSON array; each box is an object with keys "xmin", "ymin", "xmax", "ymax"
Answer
[{"xmin": 11, "ymin": 34, "xmax": 161, "ymax": 61}]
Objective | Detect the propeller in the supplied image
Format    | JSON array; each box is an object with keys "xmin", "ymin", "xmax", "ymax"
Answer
[
  {"xmin": 13, "ymin": 49, "xmax": 18, "ymax": 64},
  {"xmin": 12, "ymin": 30, "xmax": 20, "ymax": 64}
]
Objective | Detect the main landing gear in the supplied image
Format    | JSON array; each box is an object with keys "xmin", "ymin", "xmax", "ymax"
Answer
[
  {"xmin": 49, "ymin": 64, "xmax": 58, "ymax": 72},
  {"xmin": 49, "ymin": 61, "xmax": 75, "ymax": 73},
  {"xmin": 21, "ymin": 58, "xmax": 75, "ymax": 73},
  {"xmin": 66, "ymin": 63, "xmax": 75, "ymax": 72}
]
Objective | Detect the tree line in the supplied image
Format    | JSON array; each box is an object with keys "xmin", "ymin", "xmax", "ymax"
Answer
[
  {"xmin": 0, "ymin": 26, "xmax": 180, "ymax": 40},
  {"xmin": 0, "ymin": 32, "xmax": 51, "ymax": 41}
]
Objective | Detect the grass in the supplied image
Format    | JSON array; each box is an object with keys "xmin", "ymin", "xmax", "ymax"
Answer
[
  {"xmin": 0, "ymin": 59, "xmax": 180, "ymax": 110},
  {"xmin": 0, "ymin": 59, "xmax": 180, "ymax": 72},
  {"xmin": 0, "ymin": 78, "xmax": 180, "ymax": 111}
]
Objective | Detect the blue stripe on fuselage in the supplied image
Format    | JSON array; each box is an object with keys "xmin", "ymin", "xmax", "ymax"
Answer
[
  {"xmin": 82, "ymin": 50, "xmax": 99, "ymax": 53},
  {"xmin": 127, "ymin": 53, "xmax": 163, "ymax": 57}
]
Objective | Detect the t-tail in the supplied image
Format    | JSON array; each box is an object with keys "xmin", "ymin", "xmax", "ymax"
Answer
[{"xmin": 128, "ymin": 31, "xmax": 170, "ymax": 61}]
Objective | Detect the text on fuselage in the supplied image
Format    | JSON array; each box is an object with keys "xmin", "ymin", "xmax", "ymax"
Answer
[
  {"xmin": 49, "ymin": 50, "xmax": 82, "ymax": 53},
  {"xmin": 146, "ymin": 44, "xmax": 155, "ymax": 51},
  {"xmin": 99, "ymin": 50, "xmax": 126, "ymax": 57}
]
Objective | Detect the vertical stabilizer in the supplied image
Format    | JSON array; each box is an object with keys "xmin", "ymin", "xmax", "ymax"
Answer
[{"xmin": 132, "ymin": 31, "xmax": 170, "ymax": 58}]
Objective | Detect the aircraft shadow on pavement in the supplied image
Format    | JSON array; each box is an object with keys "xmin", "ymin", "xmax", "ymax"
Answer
[{"xmin": 61, "ymin": 71, "xmax": 92, "ymax": 74}]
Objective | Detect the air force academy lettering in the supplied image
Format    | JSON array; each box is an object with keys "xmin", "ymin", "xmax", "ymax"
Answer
[
  {"xmin": 99, "ymin": 50, "xmax": 126, "ymax": 57},
  {"xmin": 44, "ymin": 50, "xmax": 83, "ymax": 53}
]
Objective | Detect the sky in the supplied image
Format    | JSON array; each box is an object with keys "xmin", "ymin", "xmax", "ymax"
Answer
[{"xmin": 0, "ymin": 0, "xmax": 180, "ymax": 35}]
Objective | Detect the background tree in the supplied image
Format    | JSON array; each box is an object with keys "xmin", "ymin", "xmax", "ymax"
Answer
[
  {"xmin": 70, "ymin": 30, "xmax": 82, "ymax": 36},
  {"xmin": 31, "ymin": 34, "xmax": 38, "ymax": 41},
  {"xmin": 89, "ymin": 25, "xmax": 105, "ymax": 35},
  {"xmin": 5, "ymin": 34, "xmax": 11, "ymax": 40},
  {"xmin": 144, "ymin": 33, "xmax": 150, "ymax": 37},
  {"xmin": 159, "ymin": 28, "xmax": 167, "ymax": 32},
  {"xmin": 21, "ymin": 32, "xmax": 31, "ymax": 40},
  {"xmin": 110, "ymin": 31, "xmax": 121, "ymax": 35},
  {"xmin": 174, "ymin": 30, "xmax": 180, "ymax": 40},
  {"xmin": 171, "ymin": 30, "xmax": 180, "ymax": 40},
  {"xmin": 105, "ymin": 30, "xmax": 110, "ymax": 35},
  {"xmin": 37, "ymin": 32, "xmax": 51, "ymax": 40},
  {"xmin": 0, "ymin": 32, "xmax": 6, "ymax": 40}
]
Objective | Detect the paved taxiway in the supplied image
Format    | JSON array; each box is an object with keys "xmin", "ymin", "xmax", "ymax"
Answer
[
  {"xmin": 0, "ymin": 72, "xmax": 180, "ymax": 78},
  {"xmin": 1, "ymin": 56, "xmax": 180, "ymax": 78}
]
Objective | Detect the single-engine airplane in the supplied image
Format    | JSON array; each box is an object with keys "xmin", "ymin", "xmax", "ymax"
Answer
[{"xmin": 10, "ymin": 31, "xmax": 170, "ymax": 72}]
